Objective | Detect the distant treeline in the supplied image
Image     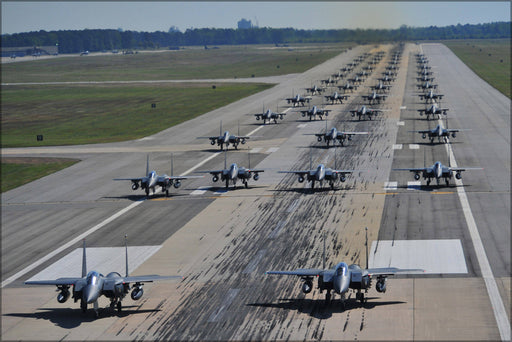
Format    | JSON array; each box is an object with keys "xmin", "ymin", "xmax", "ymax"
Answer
[{"xmin": 2, "ymin": 21, "xmax": 510, "ymax": 54}]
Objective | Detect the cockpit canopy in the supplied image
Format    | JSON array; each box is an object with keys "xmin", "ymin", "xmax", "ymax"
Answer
[
  {"xmin": 86, "ymin": 271, "xmax": 100, "ymax": 285},
  {"xmin": 335, "ymin": 262, "xmax": 348, "ymax": 277}
]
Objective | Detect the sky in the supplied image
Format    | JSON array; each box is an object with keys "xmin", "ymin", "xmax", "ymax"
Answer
[{"xmin": 1, "ymin": 1, "xmax": 510, "ymax": 35}]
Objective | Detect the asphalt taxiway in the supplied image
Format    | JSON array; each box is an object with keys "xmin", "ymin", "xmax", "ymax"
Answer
[{"xmin": 1, "ymin": 43, "xmax": 510, "ymax": 340}]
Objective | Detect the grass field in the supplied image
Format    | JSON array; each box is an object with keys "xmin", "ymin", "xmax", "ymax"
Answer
[
  {"xmin": 1, "ymin": 44, "xmax": 349, "ymax": 83},
  {"xmin": 1, "ymin": 82, "xmax": 272, "ymax": 147},
  {"xmin": 442, "ymin": 39, "xmax": 510, "ymax": 98},
  {"xmin": 1, "ymin": 157, "xmax": 79, "ymax": 193}
]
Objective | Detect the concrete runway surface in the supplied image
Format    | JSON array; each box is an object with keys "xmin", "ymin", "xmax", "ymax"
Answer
[{"xmin": 1, "ymin": 43, "xmax": 510, "ymax": 340}]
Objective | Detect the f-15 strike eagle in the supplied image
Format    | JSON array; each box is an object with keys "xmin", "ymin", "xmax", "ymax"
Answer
[
  {"xmin": 369, "ymin": 81, "xmax": 391, "ymax": 93},
  {"xmin": 324, "ymin": 91, "xmax": 349, "ymax": 105},
  {"xmin": 417, "ymin": 103, "xmax": 449, "ymax": 120},
  {"xmin": 195, "ymin": 152, "xmax": 264, "ymax": 189},
  {"xmin": 310, "ymin": 123, "xmax": 369, "ymax": 147},
  {"xmin": 337, "ymin": 82, "xmax": 358, "ymax": 93},
  {"xmin": 418, "ymin": 90, "xmax": 444, "ymax": 103},
  {"xmin": 25, "ymin": 238, "xmax": 181, "ymax": 318},
  {"xmin": 198, "ymin": 121, "xmax": 251, "ymax": 150},
  {"xmin": 417, "ymin": 81, "xmax": 438, "ymax": 91},
  {"xmin": 320, "ymin": 76, "xmax": 338, "ymax": 86},
  {"xmin": 331, "ymin": 71, "xmax": 345, "ymax": 79},
  {"xmin": 410, "ymin": 121, "xmax": 467, "ymax": 144},
  {"xmin": 285, "ymin": 93, "xmax": 312, "ymax": 107},
  {"xmin": 350, "ymin": 105, "xmax": 385, "ymax": 121},
  {"xmin": 299, "ymin": 105, "xmax": 331, "ymax": 121},
  {"xmin": 347, "ymin": 75, "xmax": 365, "ymax": 85},
  {"xmin": 362, "ymin": 91, "xmax": 388, "ymax": 105},
  {"xmin": 394, "ymin": 161, "xmax": 482, "ymax": 186},
  {"xmin": 416, "ymin": 75, "xmax": 435, "ymax": 83},
  {"xmin": 305, "ymin": 84, "xmax": 326, "ymax": 95},
  {"xmin": 278, "ymin": 150, "xmax": 357, "ymax": 189},
  {"xmin": 114, "ymin": 155, "xmax": 201, "ymax": 196},
  {"xmin": 377, "ymin": 75, "xmax": 396, "ymax": 84},
  {"xmin": 266, "ymin": 229, "xmax": 423, "ymax": 306},
  {"xmin": 252, "ymin": 106, "xmax": 287, "ymax": 124}
]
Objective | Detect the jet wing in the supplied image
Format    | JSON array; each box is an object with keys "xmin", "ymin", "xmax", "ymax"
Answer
[
  {"xmin": 158, "ymin": 175, "xmax": 203, "ymax": 183},
  {"xmin": 338, "ymin": 131, "xmax": 369, "ymax": 137},
  {"xmin": 332, "ymin": 169, "xmax": 357, "ymax": 174},
  {"xmin": 266, "ymin": 268, "xmax": 324, "ymax": 277},
  {"xmin": 25, "ymin": 278, "xmax": 84, "ymax": 286},
  {"xmin": 366, "ymin": 267, "xmax": 424, "ymax": 277},
  {"xmin": 113, "ymin": 177, "xmax": 146, "ymax": 182},
  {"xmin": 195, "ymin": 170, "xmax": 224, "ymax": 175},
  {"xmin": 120, "ymin": 275, "xmax": 182, "ymax": 283},
  {"xmin": 243, "ymin": 169, "xmax": 264, "ymax": 173},
  {"xmin": 393, "ymin": 167, "xmax": 427, "ymax": 173},
  {"xmin": 278, "ymin": 170, "xmax": 310, "ymax": 176}
]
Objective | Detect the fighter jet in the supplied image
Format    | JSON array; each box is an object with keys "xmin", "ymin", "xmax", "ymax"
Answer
[
  {"xmin": 337, "ymin": 82, "xmax": 358, "ymax": 93},
  {"xmin": 418, "ymin": 90, "xmax": 444, "ymax": 103},
  {"xmin": 394, "ymin": 161, "xmax": 482, "ymax": 186},
  {"xmin": 417, "ymin": 69, "xmax": 434, "ymax": 77},
  {"xmin": 349, "ymin": 105, "xmax": 385, "ymax": 121},
  {"xmin": 416, "ymin": 75, "xmax": 435, "ymax": 83},
  {"xmin": 418, "ymin": 103, "xmax": 448, "ymax": 120},
  {"xmin": 114, "ymin": 155, "xmax": 201, "ymax": 196},
  {"xmin": 25, "ymin": 238, "xmax": 181, "ymax": 318},
  {"xmin": 362, "ymin": 91, "xmax": 388, "ymax": 105},
  {"xmin": 278, "ymin": 151, "xmax": 356, "ymax": 189},
  {"xmin": 305, "ymin": 84, "xmax": 326, "ymax": 95},
  {"xmin": 266, "ymin": 229, "xmax": 423, "ymax": 306},
  {"xmin": 195, "ymin": 152, "xmax": 264, "ymax": 189},
  {"xmin": 310, "ymin": 124, "xmax": 369, "ymax": 147},
  {"xmin": 331, "ymin": 71, "xmax": 345, "ymax": 79},
  {"xmin": 324, "ymin": 91, "xmax": 349, "ymax": 105},
  {"xmin": 410, "ymin": 120, "xmax": 466, "ymax": 144},
  {"xmin": 285, "ymin": 93, "xmax": 312, "ymax": 107},
  {"xmin": 299, "ymin": 105, "xmax": 331, "ymax": 121},
  {"xmin": 347, "ymin": 75, "xmax": 365, "ymax": 85},
  {"xmin": 253, "ymin": 106, "xmax": 287, "ymax": 124},
  {"xmin": 339, "ymin": 66, "xmax": 353, "ymax": 73},
  {"xmin": 377, "ymin": 75, "xmax": 396, "ymax": 84},
  {"xmin": 369, "ymin": 81, "xmax": 391, "ymax": 93},
  {"xmin": 320, "ymin": 76, "xmax": 338, "ymax": 86},
  {"xmin": 198, "ymin": 121, "xmax": 251, "ymax": 150},
  {"xmin": 417, "ymin": 81, "xmax": 438, "ymax": 91}
]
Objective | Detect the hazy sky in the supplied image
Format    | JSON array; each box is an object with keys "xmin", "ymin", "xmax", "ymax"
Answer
[{"xmin": 1, "ymin": 1, "xmax": 510, "ymax": 35}]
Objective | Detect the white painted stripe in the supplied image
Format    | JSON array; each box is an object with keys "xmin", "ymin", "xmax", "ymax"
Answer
[
  {"xmin": 190, "ymin": 187, "xmax": 211, "ymax": 196},
  {"xmin": 400, "ymin": 106, "xmax": 407, "ymax": 109},
  {"xmin": 246, "ymin": 124, "xmax": 264, "ymax": 137},
  {"xmin": 2, "ymin": 200, "xmax": 144, "ymax": 288},
  {"xmin": 181, "ymin": 153, "xmax": 219, "ymax": 176},
  {"xmin": 297, "ymin": 124, "xmax": 307, "ymax": 128},
  {"xmin": 409, "ymin": 144, "xmax": 420, "ymax": 149},
  {"xmin": 392, "ymin": 144, "xmax": 403, "ymax": 150},
  {"xmin": 250, "ymin": 148, "xmax": 262, "ymax": 153},
  {"xmin": 407, "ymin": 181, "xmax": 422, "ymax": 190},
  {"xmin": 397, "ymin": 121, "xmax": 405, "ymax": 126},
  {"xmin": 286, "ymin": 199, "xmax": 301, "ymax": 213},
  {"xmin": 266, "ymin": 147, "xmax": 279, "ymax": 153},
  {"xmin": 442, "ymin": 119, "xmax": 510, "ymax": 341},
  {"xmin": 383, "ymin": 181, "xmax": 397, "ymax": 190}
]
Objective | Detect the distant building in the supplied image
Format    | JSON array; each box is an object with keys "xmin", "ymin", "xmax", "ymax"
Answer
[{"xmin": 237, "ymin": 18, "xmax": 252, "ymax": 29}]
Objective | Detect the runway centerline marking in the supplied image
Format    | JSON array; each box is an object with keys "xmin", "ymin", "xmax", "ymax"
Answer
[
  {"xmin": 440, "ymin": 117, "xmax": 510, "ymax": 341},
  {"xmin": 1, "ymin": 199, "xmax": 144, "ymax": 288}
]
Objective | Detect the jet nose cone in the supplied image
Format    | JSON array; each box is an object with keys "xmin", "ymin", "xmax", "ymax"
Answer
[{"xmin": 84, "ymin": 286, "xmax": 99, "ymax": 304}]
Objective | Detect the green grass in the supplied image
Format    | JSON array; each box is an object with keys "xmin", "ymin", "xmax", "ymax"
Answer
[
  {"xmin": 1, "ymin": 83, "xmax": 272, "ymax": 147},
  {"xmin": 1, "ymin": 158, "xmax": 79, "ymax": 192},
  {"xmin": 442, "ymin": 39, "xmax": 510, "ymax": 98},
  {"xmin": 1, "ymin": 44, "xmax": 349, "ymax": 83}
]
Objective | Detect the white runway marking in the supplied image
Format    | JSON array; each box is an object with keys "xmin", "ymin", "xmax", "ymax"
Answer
[
  {"xmin": 392, "ymin": 144, "xmax": 403, "ymax": 150},
  {"xmin": 286, "ymin": 199, "xmax": 301, "ymax": 213},
  {"xmin": 190, "ymin": 187, "xmax": 211, "ymax": 196},
  {"xmin": 400, "ymin": 106, "xmax": 407, "ymax": 110},
  {"xmin": 208, "ymin": 288, "xmax": 240, "ymax": 323},
  {"xmin": 384, "ymin": 181, "xmax": 397, "ymax": 190},
  {"xmin": 250, "ymin": 148, "xmax": 262, "ymax": 153},
  {"xmin": 297, "ymin": 124, "xmax": 307, "ymax": 128},
  {"xmin": 409, "ymin": 144, "xmax": 420, "ymax": 149},
  {"xmin": 246, "ymin": 125, "xmax": 264, "ymax": 137},
  {"xmin": 266, "ymin": 147, "xmax": 279, "ymax": 153},
  {"xmin": 397, "ymin": 121, "xmax": 405, "ymax": 126},
  {"xmin": 441, "ymin": 118, "xmax": 511, "ymax": 341},
  {"xmin": 407, "ymin": 181, "xmax": 422, "ymax": 190},
  {"xmin": 2, "ymin": 200, "xmax": 144, "ymax": 287},
  {"xmin": 27, "ymin": 246, "xmax": 162, "ymax": 281},
  {"xmin": 369, "ymin": 239, "xmax": 467, "ymax": 274}
]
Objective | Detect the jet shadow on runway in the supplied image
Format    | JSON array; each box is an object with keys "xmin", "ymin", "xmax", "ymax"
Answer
[
  {"xmin": 4, "ymin": 306, "xmax": 161, "ymax": 329},
  {"xmin": 247, "ymin": 297, "xmax": 405, "ymax": 320}
]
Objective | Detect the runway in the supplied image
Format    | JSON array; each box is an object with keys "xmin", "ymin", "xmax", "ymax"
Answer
[{"xmin": 1, "ymin": 43, "xmax": 509, "ymax": 340}]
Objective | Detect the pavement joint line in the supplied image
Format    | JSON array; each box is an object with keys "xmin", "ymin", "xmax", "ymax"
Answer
[
  {"xmin": 440, "ymin": 119, "xmax": 510, "ymax": 341},
  {"xmin": 1, "ymin": 199, "xmax": 144, "ymax": 288}
]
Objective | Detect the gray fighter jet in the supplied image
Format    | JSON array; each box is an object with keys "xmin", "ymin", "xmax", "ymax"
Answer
[
  {"xmin": 418, "ymin": 89, "xmax": 444, "ymax": 103},
  {"xmin": 25, "ymin": 238, "xmax": 181, "ymax": 317},
  {"xmin": 305, "ymin": 84, "xmax": 326, "ymax": 95},
  {"xmin": 285, "ymin": 93, "xmax": 312, "ymax": 107},
  {"xmin": 418, "ymin": 103, "xmax": 448, "ymax": 120},
  {"xmin": 324, "ymin": 91, "xmax": 349, "ymax": 105},
  {"xmin": 114, "ymin": 155, "xmax": 202, "ymax": 196},
  {"xmin": 299, "ymin": 105, "xmax": 331, "ymax": 121},
  {"xmin": 320, "ymin": 76, "xmax": 338, "ymax": 86},
  {"xmin": 252, "ymin": 106, "xmax": 287, "ymax": 124},
  {"xmin": 310, "ymin": 122, "xmax": 369, "ymax": 147},
  {"xmin": 278, "ymin": 151, "xmax": 357, "ymax": 189},
  {"xmin": 349, "ymin": 105, "xmax": 385, "ymax": 121},
  {"xmin": 362, "ymin": 91, "xmax": 388, "ymax": 105},
  {"xmin": 198, "ymin": 121, "xmax": 251, "ymax": 150},
  {"xmin": 377, "ymin": 75, "xmax": 396, "ymax": 84},
  {"xmin": 394, "ymin": 161, "xmax": 482, "ymax": 186},
  {"xmin": 410, "ymin": 121, "xmax": 466, "ymax": 144},
  {"xmin": 195, "ymin": 152, "xmax": 264, "ymax": 189},
  {"xmin": 369, "ymin": 81, "xmax": 391, "ymax": 93},
  {"xmin": 337, "ymin": 82, "xmax": 359, "ymax": 93},
  {"xmin": 266, "ymin": 229, "xmax": 423, "ymax": 306},
  {"xmin": 417, "ymin": 81, "xmax": 438, "ymax": 91}
]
